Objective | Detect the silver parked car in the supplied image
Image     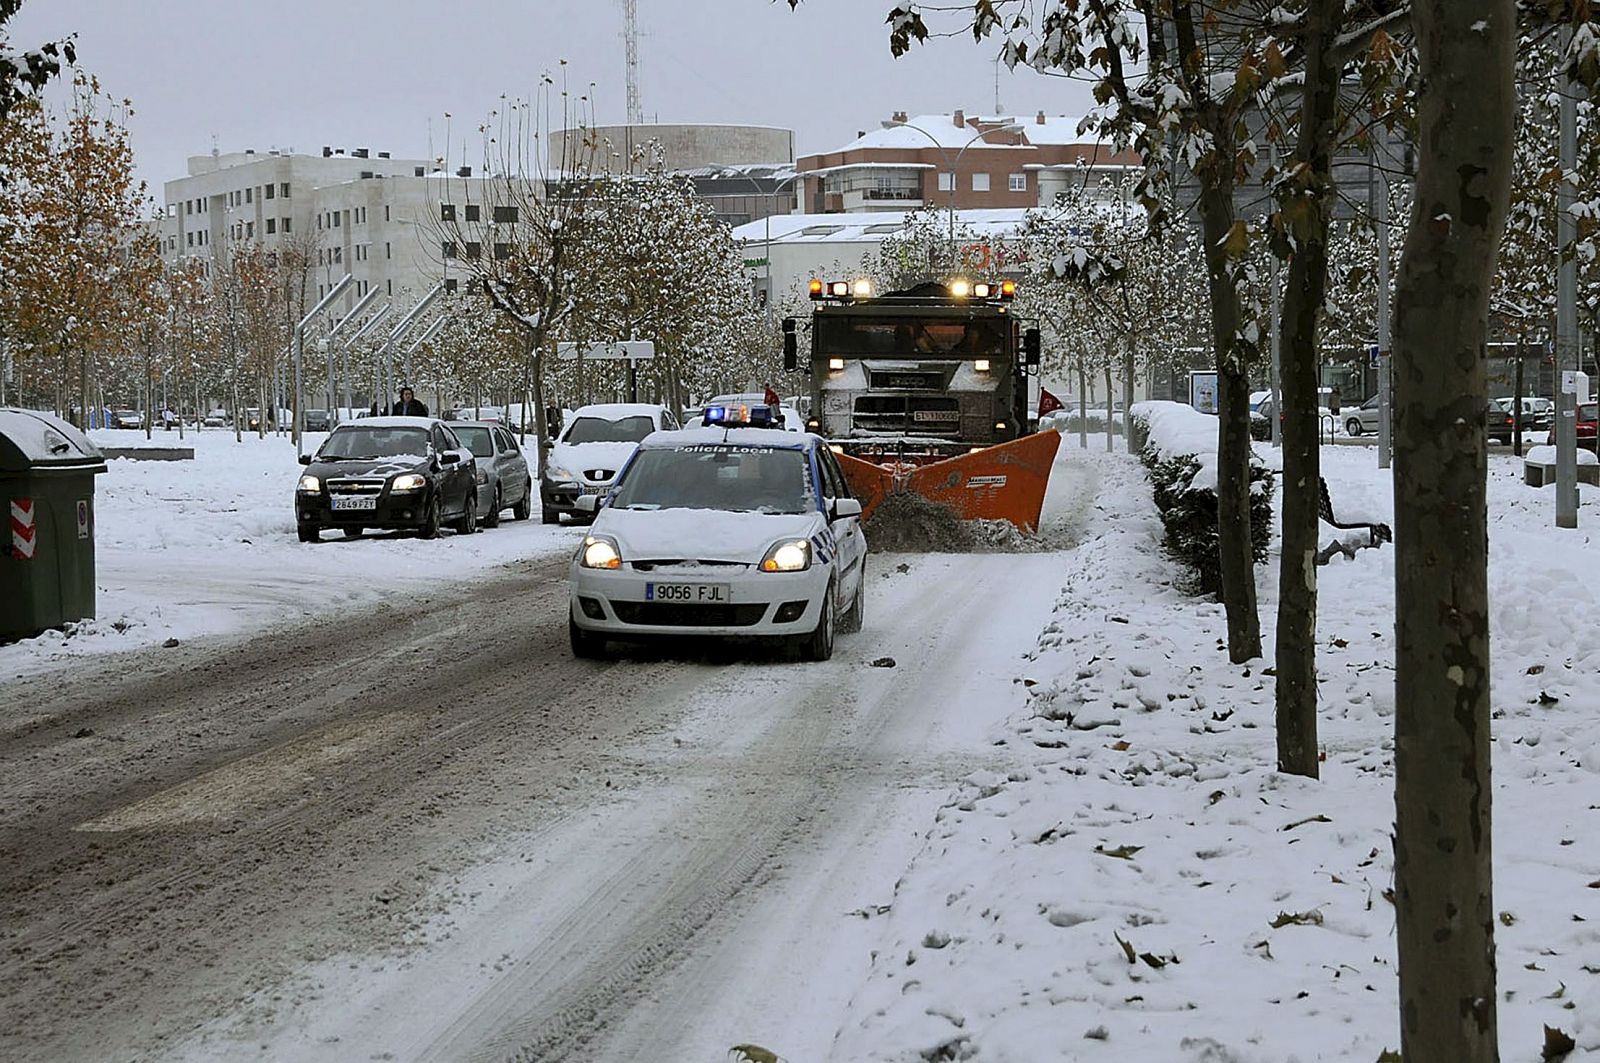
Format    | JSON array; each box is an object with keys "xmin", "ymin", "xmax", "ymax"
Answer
[{"xmin": 450, "ymin": 421, "xmax": 534, "ymax": 527}]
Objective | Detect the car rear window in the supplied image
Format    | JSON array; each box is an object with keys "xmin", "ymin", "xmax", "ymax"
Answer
[
  {"xmin": 563, "ymin": 415, "xmax": 655, "ymax": 444},
  {"xmin": 1582, "ymin": 403, "xmax": 1598, "ymax": 421}
]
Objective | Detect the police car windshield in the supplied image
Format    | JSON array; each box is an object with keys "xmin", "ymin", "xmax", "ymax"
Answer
[
  {"xmin": 611, "ymin": 446, "xmax": 812, "ymax": 515},
  {"xmin": 563, "ymin": 415, "xmax": 655, "ymax": 444}
]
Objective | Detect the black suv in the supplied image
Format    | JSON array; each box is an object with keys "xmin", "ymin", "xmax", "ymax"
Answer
[{"xmin": 295, "ymin": 417, "xmax": 478, "ymax": 541}]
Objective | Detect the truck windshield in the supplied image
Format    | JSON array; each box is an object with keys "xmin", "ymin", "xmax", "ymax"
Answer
[
  {"xmin": 611, "ymin": 446, "xmax": 812, "ymax": 515},
  {"xmin": 814, "ymin": 316, "xmax": 1011, "ymax": 358}
]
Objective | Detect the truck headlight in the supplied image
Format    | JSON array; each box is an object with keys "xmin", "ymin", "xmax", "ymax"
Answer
[
  {"xmin": 392, "ymin": 473, "xmax": 427, "ymax": 492},
  {"xmin": 580, "ymin": 535, "xmax": 622, "ymax": 570},
  {"xmin": 760, "ymin": 539, "xmax": 812, "ymax": 573},
  {"xmin": 298, "ymin": 475, "xmax": 321, "ymax": 493}
]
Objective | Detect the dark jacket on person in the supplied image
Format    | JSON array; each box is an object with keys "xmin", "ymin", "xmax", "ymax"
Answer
[{"xmin": 392, "ymin": 398, "xmax": 429, "ymax": 416}]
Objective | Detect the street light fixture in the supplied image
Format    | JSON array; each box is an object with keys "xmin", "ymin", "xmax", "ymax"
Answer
[{"xmin": 889, "ymin": 119, "xmax": 1026, "ymax": 252}]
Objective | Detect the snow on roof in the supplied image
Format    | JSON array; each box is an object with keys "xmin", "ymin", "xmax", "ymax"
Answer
[
  {"xmin": 825, "ymin": 113, "xmax": 1104, "ymax": 154},
  {"xmin": 730, "ymin": 209, "xmax": 1037, "ymax": 246},
  {"xmin": 570, "ymin": 402, "xmax": 669, "ymax": 419}
]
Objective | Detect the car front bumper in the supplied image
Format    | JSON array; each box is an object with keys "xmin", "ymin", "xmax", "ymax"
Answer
[
  {"xmin": 569, "ymin": 563, "xmax": 829, "ymax": 638},
  {"xmin": 541, "ymin": 479, "xmax": 610, "ymax": 515},
  {"xmin": 296, "ymin": 490, "xmax": 434, "ymax": 529}
]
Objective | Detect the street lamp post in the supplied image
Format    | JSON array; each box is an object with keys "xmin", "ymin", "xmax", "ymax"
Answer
[
  {"xmin": 890, "ymin": 119, "xmax": 1025, "ymax": 255},
  {"xmin": 293, "ymin": 273, "xmax": 353, "ymax": 448}
]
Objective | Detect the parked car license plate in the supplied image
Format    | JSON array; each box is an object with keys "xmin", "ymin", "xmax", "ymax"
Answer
[
  {"xmin": 646, "ymin": 582, "xmax": 730, "ymax": 603},
  {"xmin": 580, "ymin": 485, "xmax": 606, "ymax": 496},
  {"xmin": 331, "ymin": 496, "xmax": 378, "ymax": 511}
]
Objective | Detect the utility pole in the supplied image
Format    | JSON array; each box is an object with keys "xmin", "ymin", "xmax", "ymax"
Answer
[
  {"xmin": 1557, "ymin": 23, "xmax": 1579, "ymax": 528},
  {"xmin": 623, "ymin": 0, "xmax": 643, "ymax": 125},
  {"xmin": 292, "ymin": 274, "xmax": 352, "ymax": 448}
]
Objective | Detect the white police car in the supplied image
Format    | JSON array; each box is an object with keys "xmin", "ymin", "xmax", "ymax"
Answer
[{"xmin": 568, "ymin": 404, "xmax": 868, "ymax": 660}]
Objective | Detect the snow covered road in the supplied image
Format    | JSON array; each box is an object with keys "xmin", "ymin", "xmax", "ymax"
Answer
[{"xmin": 0, "ymin": 445, "xmax": 1102, "ymax": 1063}]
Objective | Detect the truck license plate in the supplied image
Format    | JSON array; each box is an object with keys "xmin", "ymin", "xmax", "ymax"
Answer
[{"xmin": 646, "ymin": 582, "xmax": 730, "ymax": 603}]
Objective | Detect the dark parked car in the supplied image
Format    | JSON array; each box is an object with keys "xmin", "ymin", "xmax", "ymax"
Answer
[
  {"xmin": 451, "ymin": 420, "xmax": 534, "ymax": 527},
  {"xmin": 295, "ymin": 417, "xmax": 478, "ymax": 542},
  {"xmin": 304, "ymin": 408, "xmax": 331, "ymax": 432}
]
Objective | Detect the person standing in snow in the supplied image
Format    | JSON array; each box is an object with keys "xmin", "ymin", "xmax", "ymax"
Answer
[{"xmin": 391, "ymin": 387, "xmax": 428, "ymax": 417}]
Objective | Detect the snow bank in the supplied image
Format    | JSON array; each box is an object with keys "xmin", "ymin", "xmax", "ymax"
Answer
[
  {"xmin": 831, "ymin": 444, "xmax": 1600, "ymax": 1061},
  {"xmin": 0, "ymin": 429, "xmax": 579, "ymax": 680}
]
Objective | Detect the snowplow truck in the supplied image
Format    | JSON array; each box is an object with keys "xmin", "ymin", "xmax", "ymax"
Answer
[{"xmin": 783, "ymin": 278, "xmax": 1060, "ymax": 532}]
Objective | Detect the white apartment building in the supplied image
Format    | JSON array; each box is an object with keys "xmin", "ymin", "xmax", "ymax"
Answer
[{"xmin": 158, "ymin": 147, "xmax": 519, "ymax": 312}]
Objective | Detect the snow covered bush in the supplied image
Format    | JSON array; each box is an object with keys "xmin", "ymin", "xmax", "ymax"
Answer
[{"xmin": 1131, "ymin": 402, "xmax": 1272, "ymax": 594}]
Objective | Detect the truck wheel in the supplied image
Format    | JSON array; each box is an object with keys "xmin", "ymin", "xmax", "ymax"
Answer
[
  {"xmin": 797, "ymin": 582, "xmax": 836, "ymax": 661},
  {"xmin": 569, "ymin": 616, "xmax": 608, "ymax": 660}
]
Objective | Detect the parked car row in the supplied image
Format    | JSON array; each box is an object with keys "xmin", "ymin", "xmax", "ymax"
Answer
[{"xmin": 293, "ymin": 417, "xmax": 533, "ymax": 542}]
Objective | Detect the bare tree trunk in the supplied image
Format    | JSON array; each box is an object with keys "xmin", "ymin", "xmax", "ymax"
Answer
[
  {"xmin": 1077, "ymin": 363, "xmax": 1088, "ymax": 450},
  {"xmin": 1392, "ymin": 3, "xmax": 1514, "ymax": 1059},
  {"xmin": 1104, "ymin": 361, "xmax": 1114, "ymax": 452},
  {"xmin": 1121, "ymin": 344, "xmax": 1135, "ymax": 447},
  {"xmin": 1195, "ymin": 157, "xmax": 1262, "ymax": 662},
  {"xmin": 1273, "ymin": 0, "xmax": 1345, "ymax": 779}
]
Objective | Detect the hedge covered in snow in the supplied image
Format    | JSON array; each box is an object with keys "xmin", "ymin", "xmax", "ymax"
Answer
[{"xmin": 1129, "ymin": 401, "xmax": 1273, "ymax": 594}]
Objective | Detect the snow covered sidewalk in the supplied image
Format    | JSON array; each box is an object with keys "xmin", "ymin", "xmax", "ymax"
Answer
[
  {"xmin": 831, "ymin": 443, "xmax": 1600, "ymax": 1062},
  {"xmin": 0, "ymin": 429, "xmax": 579, "ymax": 680}
]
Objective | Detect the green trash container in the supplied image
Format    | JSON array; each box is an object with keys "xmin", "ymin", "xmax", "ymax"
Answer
[{"xmin": 0, "ymin": 408, "xmax": 108, "ymax": 640}]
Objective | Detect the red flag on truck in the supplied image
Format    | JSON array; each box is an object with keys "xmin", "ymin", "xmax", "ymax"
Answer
[
  {"xmin": 764, "ymin": 386, "xmax": 782, "ymax": 407},
  {"xmin": 1038, "ymin": 388, "xmax": 1063, "ymax": 417}
]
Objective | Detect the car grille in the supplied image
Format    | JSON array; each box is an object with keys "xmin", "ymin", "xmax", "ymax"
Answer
[
  {"xmin": 611, "ymin": 602, "xmax": 768, "ymax": 627},
  {"xmin": 326, "ymin": 478, "xmax": 385, "ymax": 494},
  {"xmin": 630, "ymin": 559, "xmax": 748, "ymax": 572},
  {"xmin": 584, "ymin": 469, "xmax": 616, "ymax": 482},
  {"xmin": 852, "ymin": 396, "xmax": 962, "ymax": 435}
]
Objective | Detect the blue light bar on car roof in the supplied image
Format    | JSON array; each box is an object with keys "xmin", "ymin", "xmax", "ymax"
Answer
[{"xmin": 704, "ymin": 404, "xmax": 777, "ymax": 428}]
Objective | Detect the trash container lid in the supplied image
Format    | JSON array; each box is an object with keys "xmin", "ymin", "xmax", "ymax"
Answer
[{"xmin": 0, "ymin": 408, "xmax": 107, "ymax": 474}]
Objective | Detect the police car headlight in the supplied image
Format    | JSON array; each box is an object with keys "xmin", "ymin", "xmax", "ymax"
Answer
[
  {"xmin": 760, "ymin": 539, "xmax": 812, "ymax": 573},
  {"xmin": 391, "ymin": 473, "xmax": 427, "ymax": 492},
  {"xmin": 297, "ymin": 475, "xmax": 321, "ymax": 493},
  {"xmin": 581, "ymin": 535, "xmax": 623, "ymax": 570}
]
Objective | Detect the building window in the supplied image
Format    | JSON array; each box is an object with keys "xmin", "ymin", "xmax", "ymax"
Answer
[
  {"xmin": 384, "ymin": 205, "xmax": 390, "ymax": 221},
  {"xmin": 494, "ymin": 242, "xmax": 511, "ymax": 261},
  {"xmin": 493, "ymin": 205, "xmax": 517, "ymax": 224},
  {"xmin": 442, "ymin": 240, "xmax": 457, "ymax": 259},
  {"xmin": 265, "ymin": 184, "xmax": 275, "ymax": 200},
  {"xmin": 266, "ymin": 218, "xmax": 276, "ymax": 234},
  {"xmin": 281, "ymin": 182, "xmax": 290, "ymax": 198},
  {"xmin": 248, "ymin": 221, "xmax": 255, "ymax": 238},
  {"xmin": 185, "ymin": 201, "xmax": 193, "ymax": 216},
  {"xmin": 318, "ymin": 214, "xmax": 324, "ymax": 230},
  {"xmin": 937, "ymin": 172, "xmax": 953, "ymax": 192},
  {"xmin": 464, "ymin": 241, "xmax": 481, "ymax": 260},
  {"xmin": 1008, "ymin": 173, "xmax": 1027, "ymax": 192},
  {"xmin": 385, "ymin": 242, "xmax": 391, "ymax": 259},
  {"xmin": 246, "ymin": 187, "xmax": 253, "ymax": 203},
  {"xmin": 282, "ymin": 217, "xmax": 291, "ymax": 233},
  {"xmin": 333, "ymin": 212, "xmax": 341, "ymax": 227},
  {"xmin": 441, "ymin": 203, "xmax": 456, "ymax": 222},
  {"xmin": 971, "ymin": 173, "xmax": 990, "ymax": 192},
  {"xmin": 466, "ymin": 204, "xmax": 480, "ymax": 222},
  {"xmin": 186, "ymin": 232, "xmax": 194, "ymax": 247},
  {"xmin": 387, "ymin": 278, "xmax": 393, "ymax": 295}
]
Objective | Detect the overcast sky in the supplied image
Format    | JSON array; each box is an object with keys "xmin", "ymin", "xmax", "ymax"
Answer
[{"xmin": 9, "ymin": 0, "xmax": 1095, "ymax": 197}]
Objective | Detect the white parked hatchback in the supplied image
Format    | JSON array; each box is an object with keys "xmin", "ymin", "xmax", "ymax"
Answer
[{"xmin": 567, "ymin": 411, "xmax": 867, "ymax": 660}]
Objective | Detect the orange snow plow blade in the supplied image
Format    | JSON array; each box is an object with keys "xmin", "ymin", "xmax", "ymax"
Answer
[{"xmin": 835, "ymin": 431, "xmax": 1062, "ymax": 532}]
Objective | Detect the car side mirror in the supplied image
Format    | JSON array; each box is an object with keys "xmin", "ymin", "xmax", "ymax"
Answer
[
  {"xmin": 831, "ymin": 497, "xmax": 863, "ymax": 520},
  {"xmin": 440, "ymin": 451, "xmax": 461, "ymax": 465},
  {"xmin": 574, "ymin": 494, "xmax": 600, "ymax": 514},
  {"xmin": 298, "ymin": 454, "xmax": 313, "ymax": 466}
]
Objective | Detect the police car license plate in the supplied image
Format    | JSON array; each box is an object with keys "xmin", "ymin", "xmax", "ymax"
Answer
[
  {"xmin": 646, "ymin": 582, "xmax": 730, "ymax": 603},
  {"xmin": 330, "ymin": 496, "xmax": 378, "ymax": 511}
]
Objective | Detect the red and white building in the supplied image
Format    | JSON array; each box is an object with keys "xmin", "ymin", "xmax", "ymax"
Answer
[{"xmin": 797, "ymin": 110, "xmax": 1140, "ymax": 214}]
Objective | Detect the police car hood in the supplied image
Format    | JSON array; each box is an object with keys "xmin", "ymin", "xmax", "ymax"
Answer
[
  {"xmin": 549, "ymin": 440, "xmax": 639, "ymax": 475},
  {"xmin": 596, "ymin": 507, "xmax": 821, "ymax": 563}
]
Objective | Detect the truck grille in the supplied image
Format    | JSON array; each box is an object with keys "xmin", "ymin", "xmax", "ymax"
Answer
[
  {"xmin": 852, "ymin": 396, "xmax": 961, "ymax": 434},
  {"xmin": 611, "ymin": 602, "xmax": 768, "ymax": 627}
]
